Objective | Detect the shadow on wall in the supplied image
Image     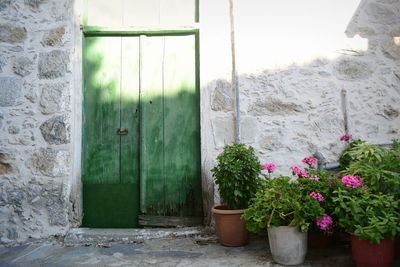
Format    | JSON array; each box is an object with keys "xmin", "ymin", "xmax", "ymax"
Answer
[{"xmin": 207, "ymin": 0, "xmax": 400, "ymax": 173}]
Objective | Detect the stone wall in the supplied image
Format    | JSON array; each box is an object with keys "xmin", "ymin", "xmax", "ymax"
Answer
[
  {"xmin": 0, "ymin": 0, "xmax": 78, "ymax": 244},
  {"xmin": 204, "ymin": 0, "xmax": 400, "ymax": 207},
  {"xmin": 0, "ymin": 0, "xmax": 399, "ymax": 244}
]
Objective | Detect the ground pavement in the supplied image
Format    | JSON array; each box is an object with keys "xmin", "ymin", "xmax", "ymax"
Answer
[{"xmin": 0, "ymin": 231, "xmax": 362, "ymax": 267}]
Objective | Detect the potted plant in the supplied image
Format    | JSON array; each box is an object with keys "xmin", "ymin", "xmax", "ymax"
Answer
[
  {"xmin": 340, "ymin": 139, "xmax": 400, "ymax": 259},
  {"xmin": 297, "ymin": 169, "xmax": 337, "ymax": 248},
  {"xmin": 332, "ymin": 177, "xmax": 400, "ymax": 267},
  {"xmin": 243, "ymin": 176, "xmax": 325, "ymax": 265},
  {"xmin": 292, "ymin": 157, "xmax": 338, "ymax": 248},
  {"xmin": 211, "ymin": 142, "xmax": 262, "ymax": 246}
]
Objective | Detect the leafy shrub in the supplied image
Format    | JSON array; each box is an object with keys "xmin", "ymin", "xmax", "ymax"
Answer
[
  {"xmin": 211, "ymin": 142, "xmax": 262, "ymax": 210},
  {"xmin": 340, "ymin": 140, "xmax": 400, "ymax": 198},
  {"xmin": 333, "ymin": 185, "xmax": 400, "ymax": 244},
  {"xmin": 243, "ymin": 176, "xmax": 324, "ymax": 233}
]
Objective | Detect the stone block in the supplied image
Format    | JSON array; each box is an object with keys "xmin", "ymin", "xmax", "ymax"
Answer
[
  {"xmin": 13, "ymin": 56, "xmax": 33, "ymax": 77},
  {"xmin": 48, "ymin": 203, "xmax": 67, "ymax": 226},
  {"xmin": 381, "ymin": 105, "xmax": 399, "ymax": 120},
  {"xmin": 41, "ymin": 26, "xmax": 65, "ymax": 47},
  {"xmin": 38, "ymin": 50, "xmax": 69, "ymax": 79},
  {"xmin": 240, "ymin": 117, "xmax": 258, "ymax": 144},
  {"xmin": 40, "ymin": 115, "xmax": 70, "ymax": 145},
  {"xmin": 7, "ymin": 125, "xmax": 19, "ymax": 134},
  {"xmin": 0, "ymin": 24, "xmax": 27, "ymax": 43},
  {"xmin": 0, "ymin": 77, "xmax": 22, "ymax": 107},
  {"xmin": 259, "ymin": 135, "xmax": 284, "ymax": 152},
  {"xmin": 7, "ymin": 228, "xmax": 18, "ymax": 240},
  {"xmin": 24, "ymin": 0, "xmax": 45, "ymax": 9},
  {"xmin": 0, "ymin": 0, "xmax": 11, "ymax": 10},
  {"xmin": 211, "ymin": 79, "xmax": 234, "ymax": 112},
  {"xmin": 29, "ymin": 148, "xmax": 70, "ymax": 177},
  {"xmin": 248, "ymin": 98, "xmax": 304, "ymax": 116},
  {"xmin": 40, "ymin": 83, "xmax": 67, "ymax": 114},
  {"xmin": 334, "ymin": 59, "xmax": 374, "ymax": 81},
  {"xmin": 211, "ymin": 117, "xmax": 234, "ymax": 149},
  {"xmin": 0, "ymin": 55, "xmax": 7, "ymax": 73},
  {"xmin": 0, "ymin": 153, "xmax": 13, "ymax": 175}
]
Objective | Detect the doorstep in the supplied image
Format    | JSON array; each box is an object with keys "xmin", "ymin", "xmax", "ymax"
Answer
[{"xmin": 64, "ymin": 227, "xmax": 209, "ymax": 246}]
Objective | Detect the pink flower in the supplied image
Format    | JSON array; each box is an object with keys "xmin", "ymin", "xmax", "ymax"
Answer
[
  {"xmin": 316, "ymin": 214, "xmax": 333, "ymax": 231},
  {"xmin": 291, "ymin": 165, "xmax": 308, "ymax": 178},
  {"xmin": 309, "ymin": 175, "xmax": 320, "ymax": 181},
  {"xmin": 263, "ymin": 162, "xmax": 277, "ymax": 173},
  {"xmin": 302, "ymin": 157, "xmax": 319, "ymax": 166},
  {"xmin": 340, "ymin": 134, "xmax": 352, "ymax": 141},
  {"xmin": 310, "ymin": 192, "xmax": 325, "ymax": 202},
  {"xmin": 341, "ymin": 175, "xmax": 363, "ymax": 188}
]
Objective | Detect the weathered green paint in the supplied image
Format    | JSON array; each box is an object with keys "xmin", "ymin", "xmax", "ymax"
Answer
[
  {"xmin": 140, "ymin": 36, "xmax": 166, "ymax": 215},
  {"xmin": 82, "ymin": 184, "xmax": 138, "ymax": 228},
  {"xmin": 140, "ymin": 35, "xmax": 202, "ymax": 218},
  {"xmin": 83, "ymin": 36, "xmax": 121, "ymax": 185},
  {"xmin": 163, "ymin": 35, "xmax": 202, "ymax": 217},
  {"xmin": 82, "ymin": 36, "xmax": 140, "ymax": 228},
  {"xmin": 83, "ymin": 26, "xmax": 199, "ymax": 37},
  {"xmin": 82, "ymin": 34, "xmax": 202, "ymax": 227}
]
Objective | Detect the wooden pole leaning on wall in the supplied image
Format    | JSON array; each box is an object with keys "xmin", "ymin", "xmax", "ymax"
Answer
[{"xmin": 229, "ymin": 0, "xmax": 240, "ymax": 143}]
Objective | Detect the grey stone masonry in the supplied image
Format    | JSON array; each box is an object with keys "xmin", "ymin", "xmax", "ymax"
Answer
[
  {"xmin": 38, "ymin": 50, "xmax": 69, "ymax": 79},
  {"xmin": 0, "ymin": 77, "xmax": 23, "ymax": 107}
]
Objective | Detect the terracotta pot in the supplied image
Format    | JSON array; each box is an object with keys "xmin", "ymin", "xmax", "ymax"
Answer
[
  {"xmin": 308, "ymin": 232, "xmax": 334, "ymax": 249},
  {"xmin": 350, "ymin": 233, "xmax": 395, "ymax": 267},
  {"xmin": 395, "ymin": 235, "xmax": 400, "ymax": 260},
  {"xmin": 212, "ymin": 205, "xmax": 248, "ymax": 246}
]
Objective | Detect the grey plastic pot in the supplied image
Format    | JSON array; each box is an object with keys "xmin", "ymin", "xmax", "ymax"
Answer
[{"xmin": 267, "ymin": 226, "xmax": 307, "ymax": 265}]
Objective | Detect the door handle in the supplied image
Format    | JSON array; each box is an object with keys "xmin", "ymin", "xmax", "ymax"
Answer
[{"xmin": 117, "ymin": 128, "xmax": 128, "ymax": 135}]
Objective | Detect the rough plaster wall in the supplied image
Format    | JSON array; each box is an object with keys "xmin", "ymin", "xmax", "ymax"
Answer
[
  {"xmin": 206, "ymin": 0, "xmax": 400, "ymax": 206},
  {"xmin": 0, "ymin": 0, "xmax": 78, "ymax": 244}
]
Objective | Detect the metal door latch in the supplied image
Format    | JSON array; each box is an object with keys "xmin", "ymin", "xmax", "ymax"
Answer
[{"xmin": 117, "ymin": 128, "xmax": 128, "ymax": 135}]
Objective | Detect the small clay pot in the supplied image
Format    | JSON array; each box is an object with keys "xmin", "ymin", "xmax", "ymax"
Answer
[
  {"xmin": 350, "ymin": 233, "xmax": 395, "ymax": 267},
  {"xmin": 212, "ymin": 205, "xmax": 248, "ymax": 246}
]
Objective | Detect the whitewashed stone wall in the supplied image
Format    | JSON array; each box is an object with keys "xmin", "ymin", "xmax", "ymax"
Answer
[
  {"xmin": 203, "ymin": 0, "xmax": 400, "ymax": 211},
  {"xmin": 0, "ymin": 0, "xmax": 399, "ymax": 244},
  {"xmin": 0, "ymin": 0, "xmax": 78, "ymax": 244}
]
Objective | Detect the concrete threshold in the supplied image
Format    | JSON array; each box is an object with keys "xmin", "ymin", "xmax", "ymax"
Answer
[{"xmin": 64, "ymin": 227, "xmax": 210, "ymax": 246}]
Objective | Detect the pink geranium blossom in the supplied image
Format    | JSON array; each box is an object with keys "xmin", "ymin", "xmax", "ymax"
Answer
[
  {"xmin": 310, "ymin": 192, "xmax": 325, "ymax": 202},
  {"xmin": 291, "ymin": 165, "xmax": 308, "ymax": 178},
  {"xmin": 316, "ymin": 214, "xmax": 333, "ymax": 231},
  {"xmin": 302, "ymin": 157, "xmax": 319, "ymax": 166},
  {"xmin": 263, "ymin": 162, "xmax": 277, "ymax": 173},
  {"xmin": 341, "ymin": 175, "xmax": 363, "ymax": 188},
  {"xmin": 340, "ymin": 134, "xmax": 352, "ymax": 141},
  {"xmin": 309, "ymin": 175, "xmax": 320, "ymax": 181}
]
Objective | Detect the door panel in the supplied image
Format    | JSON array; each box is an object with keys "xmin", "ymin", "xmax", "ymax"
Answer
[
  {"xmin": 163, "ymin": 35, "xmax": 202, "ymax": 217},
  {"xmin": 82, "ymin": 36, "xmax": 140, "ymax": 228},
  {"xmin": 83, "ymin": 36, "xmax": 121, "ymax": 185},
  {"xmin": 140, "ymin": 35, "xmax": 202, "ymax": 219},
  {"xmin": 121, "ymin": 37, "xmax": 140, "ymax": 185},
  {"xmin": 140, "ymin": 36, "xmax": 166, "ymax": 215}
]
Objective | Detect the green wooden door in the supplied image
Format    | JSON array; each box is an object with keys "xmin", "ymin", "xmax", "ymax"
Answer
[
  {"xmin": 82, "ymin": 34, "xmax": 202, "ymax": 228},
  {"xmin": 82, "ymin": 36, "xmax": 140, "ymax": 228}
]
